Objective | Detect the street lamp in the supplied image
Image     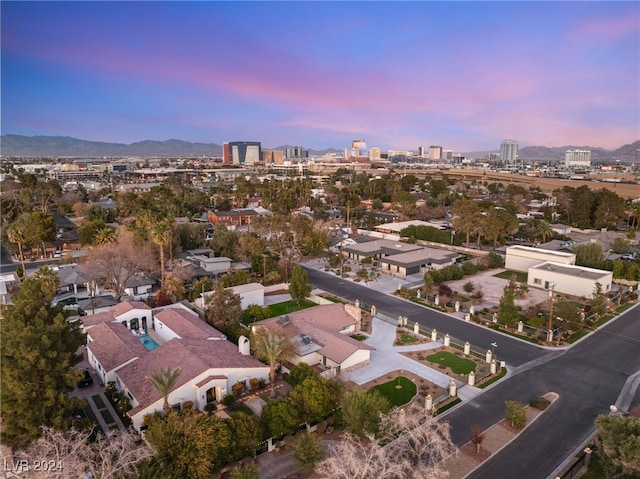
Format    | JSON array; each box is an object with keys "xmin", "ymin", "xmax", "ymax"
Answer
[{"xmin": 547, "ymin": 282, "xmax": 556, "ymax": 344}]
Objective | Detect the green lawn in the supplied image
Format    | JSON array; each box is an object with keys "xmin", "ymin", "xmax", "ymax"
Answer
[
  {"xmin": 493, "ymin": 270, "xmax": 528, "ymax": 283},
  {"xmin": 371, "ymin": 377, "xmax": 417, "ymax": 407},
  {"xmin": 399, "ymin": 333, "xmax": 419, "ymax": 344},
  {"xmin": 267, "ymin": 300, "xmax": 316, "ymax": 317},
  {"xmin": 426, "ymin": 351, "xmax": 477, "ymax": 374}
]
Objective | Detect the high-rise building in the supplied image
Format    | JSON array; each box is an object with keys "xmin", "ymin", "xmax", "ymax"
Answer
[
  {"xmin": 262, "ymin": 150, "xmax": 284, "ymax": 164},
  {"xmin": 369, "ymin": 147, "xmax": 381, "ymax": 160},
  {"xmin": 565, "ymin": 149, "xmax": 591, "ymax": 168},
  {"xmin": 223, "ymin": 141, "xmax": 262, "ymax": 165},
  {"xmin": 351, "ymin": 139, "xmax": 368, "ymax": 157},
  {"xmin": 285, "ymin": 146, "xmax": 308, "ymax": 159},
  {"xmin": 418, "ymin": 146, "xmax": 425, "ymax": 157},
  {"xmin": 500, "ymin": 140, "xmax": 518, "ymax": 165},
  {"xmin": 428, "ymin": 146, "xmax": 443, "ymax": 161}
]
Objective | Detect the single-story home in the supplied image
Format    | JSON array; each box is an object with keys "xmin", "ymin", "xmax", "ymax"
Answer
[
  {"xmin": 379, "ymin": 247, "xmax": 459, "ymax": 277},
  {"xmin": 505, "ymin": 245, "xmax": 576, "ymax": 273},
  {"xmin": 527, "ymin": 261, "xmax": 613, "ymax": 298},
  {"xmin": 253, "ymin": 303, "xmax": 374, "ymax": 376}
]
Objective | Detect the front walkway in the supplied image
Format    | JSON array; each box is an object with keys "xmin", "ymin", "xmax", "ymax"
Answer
[{"xmin": 342, "ymin": 317, "xmax": 483, "ymax": 401}]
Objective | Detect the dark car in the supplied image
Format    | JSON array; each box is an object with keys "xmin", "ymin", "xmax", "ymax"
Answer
[{"xmin": 77, "ymin": 369, "xmax": 93, "ymax": 388}]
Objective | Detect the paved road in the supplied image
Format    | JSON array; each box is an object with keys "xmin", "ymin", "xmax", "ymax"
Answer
[
  {"xmin": 303, "ymin": 266, "xmax": 549, "ymax": 368},
  {"xmin": 303, "ymin": 265, "xmax": 640, "ymax": 479}
]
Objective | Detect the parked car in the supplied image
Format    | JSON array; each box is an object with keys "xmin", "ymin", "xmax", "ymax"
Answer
[{"xmin": 77, "ymin": 369, "xmax": 93, "ymax": 388}]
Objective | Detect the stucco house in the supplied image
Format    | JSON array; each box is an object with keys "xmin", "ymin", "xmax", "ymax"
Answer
[
  {"xmin": 505, "ymin": 245, "xmax": 576, "ymax": 272},
  {"xmin": 82, "ymin": 301, "xmax": 269, "ymax": 432},
  {"xmin": 253, "ymin": 303, "xmax": 374, "ymax": 377},
  {"xmin": 527, "ymin": 261, "xmax": 613, "ymax": 298}
]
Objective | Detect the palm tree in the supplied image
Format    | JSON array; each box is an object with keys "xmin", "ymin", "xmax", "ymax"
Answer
[
  {"xmin": 7, "ymin": 217, "xmax": 28, "ymax": 278},
  {"xmin": 251, "ymin": 326, "xmax": 296, "ymax": 398},
  {"xmin": 536, "ymin": 221, "xmax": 554, "ymax": 244},
  {"xmin": 93, "ymin": 226, "xmax": 117, "ymax": 245},
  {"xmin": 33, "ymin": 266, "xmax": 60, "ymax": 299},
  {"xmin": 150, "ymin": 219, "xmax": 173, "ymax": 278},
  {"xmin": 149, "ymin": 367, "xmax": 182, "ymax": 414}
]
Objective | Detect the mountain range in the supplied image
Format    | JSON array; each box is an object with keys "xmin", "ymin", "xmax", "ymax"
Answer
[{"xmin": 1, "ymin": 134, "xmax": 638, "ymax": 162}]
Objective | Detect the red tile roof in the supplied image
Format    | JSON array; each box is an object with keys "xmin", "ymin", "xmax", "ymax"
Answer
[
  {"xmin": 109, "ymin": 301, "xmax": 151, "ymax": 317},
  {"xmin": 87, "ymin": 322, "xmax": 147, "ymax": 372},
  {"xmin": 154, "ymin": 308, "xmax": 224, "ymax": 339}
]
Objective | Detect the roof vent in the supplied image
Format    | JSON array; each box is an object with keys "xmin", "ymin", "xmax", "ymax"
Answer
[
  {"xmin": 279, "ymin": 315, "xmax": 290, "ymax": 326},
  {"xmin": 301, "ymin": 334, "xmax": 312, "ymax": 344}
]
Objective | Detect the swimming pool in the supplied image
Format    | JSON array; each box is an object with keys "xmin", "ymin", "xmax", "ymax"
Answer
[{"xmin": 139, "ymin": 334, "xmax": 159, "ymax": 351}]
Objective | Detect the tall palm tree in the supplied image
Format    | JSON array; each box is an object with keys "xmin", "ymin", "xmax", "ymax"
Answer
[
  {"xmin": 33, "ymin": 266, "xmax": 60, "ymax": 299},
  {"xmin": 7, "ymin": 217, "xmax": 28, "ymax": 278},
  {"xmin": 93, "ymin": 226, "xmax": 117, "ymax": 245},
  {"xmin": 251, "ymin": 326, "xmax": 296, "ymax": 398},
  {"xmin": 536, "ymin": 221, "xmax": 554, "ymax": 244},
  {"xmin": 149, "ymin": 367, "xmax": 182, "ymax": 414},
  {"xmin": 150, "ymin": 219, "xmax": 173, "ymax": 278}
]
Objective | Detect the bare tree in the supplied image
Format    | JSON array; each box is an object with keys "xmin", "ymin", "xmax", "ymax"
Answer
[
  {"xmin": 317, "ymin": 405, "xmax": 455, "ymax": 479},
  {"xmin": 85, "ymin": 229, "xmax": 157, "ymax": 300},
  {"xmin": 4, "ymin": 426, "xmax": 153, "ymax": 479}
]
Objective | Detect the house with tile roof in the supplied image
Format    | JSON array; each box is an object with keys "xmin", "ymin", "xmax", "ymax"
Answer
[
  {"xmin": 253, "ymin": 303, "xmax": 374, "ymax": 377},
  {"xmin": 82, "ymin": 301, "xmax": 269, "ymax": 432}
]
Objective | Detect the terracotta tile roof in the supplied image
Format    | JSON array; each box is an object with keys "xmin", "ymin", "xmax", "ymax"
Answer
[
  {"xmin": 87, "ymin": 322, "xmax": 147, "ymax": 372},
  {"xmin": 109, "ymin": 301, "xmax": 152, "ymax": 317},
  {"xmin": 154, "ymin": 308, "xmax": 224, "ymax": 339},
  {"xmin": 255, "ymin": 303, "xmax": 374, "ymax": 365},
  {"xmin": 82, "ymin": 311, "xmax": 117, "ymax": 328},
  {"xmin": 180, "ymin": 338, "xmax": 267, "ymax": 369}
]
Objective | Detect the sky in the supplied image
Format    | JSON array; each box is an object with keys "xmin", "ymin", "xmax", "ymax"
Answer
[{"xmin": 2, "ymin": 1, "xmax": 639, "ymax": 152}]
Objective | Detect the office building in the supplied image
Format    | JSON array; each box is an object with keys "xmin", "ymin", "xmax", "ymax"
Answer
[
  {"xmin": 223, "ymin": 141, "xmax": 262, "ymax": 165},
  {"xmin": 262, "ymin": 150, "xmax": 284, "ymax": 164},
  {"xmin": 500, "ymin": 140, "xmax": 519, "ymax": 165},
  {"xmin": 428, "ymin": 146, "xmax": 443, "ymax": 161},
  {"xmin": 565, "ymin": 149, "xmax": 591, "ymax": 168},
  {"xmin": 369, "ymin": 147, "xmax": 381, "ymax": 160},
  {"xmin": 351, "ymin": 139, "xmax": 368, "ymax": 157},
  {"xmin": 418, "ymin": 146, "xmax": 425, "ymax": 157},
  {"xmin": 285, "ymin": 146, "xmax": 308, "ymax": 159}
]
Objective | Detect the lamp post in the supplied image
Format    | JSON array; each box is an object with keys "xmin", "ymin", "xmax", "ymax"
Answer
[{"xmin": 547, "ymin": 282, "xmax": 556, "ymax": 344}]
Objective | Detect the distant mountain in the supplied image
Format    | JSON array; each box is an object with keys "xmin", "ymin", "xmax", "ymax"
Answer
[
  {"xmin": 1, "ymin": 134, "xmax": 638, "ymax": 161},
  {"xmin": 0, "ymin": 135, "xmax": 223, "ymax": 157}
]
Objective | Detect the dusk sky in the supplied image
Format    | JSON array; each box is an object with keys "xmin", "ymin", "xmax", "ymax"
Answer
[{"xmin": 2, "ymin": 1, "xmax": 639, "ymax": 152}]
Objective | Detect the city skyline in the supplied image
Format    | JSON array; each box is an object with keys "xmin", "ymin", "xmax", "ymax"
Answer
[{"xmin": 2, "ymin": 1, "xmax": 639, "ymax": 152}]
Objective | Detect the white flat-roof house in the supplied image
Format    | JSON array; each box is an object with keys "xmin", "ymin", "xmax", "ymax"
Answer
[
  {"xmin": 527, "ymin": 262, "xmax": 613, "ymax": 298},
  {"xmin": 253, "ymin": 303, "xmax": 374, "ymax": 376},
  {"xmin": 82, "ymin": 301, "xmax": 269, "ymax": 432},
  {"xmin": 505, "ymin": 245, "xmax": 576, "ymax": 272}
]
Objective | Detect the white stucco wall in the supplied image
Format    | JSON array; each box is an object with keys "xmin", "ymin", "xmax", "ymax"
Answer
[
  {"xmin": 527, "ymin": 265, "xmax": 612, "ymax": 298},
  {"xmin": 506, "ymin": 246, "xmax": 576, "ymax": 272}
]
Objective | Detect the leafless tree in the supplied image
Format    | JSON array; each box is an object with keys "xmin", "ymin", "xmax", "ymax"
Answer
[
  {"xmin": 3, "ymin": 426, "xmax": 153, "ymax": 479},
  {"xmin": 317, "ymin": 405, "xmax": 455, "ymax": 479}
]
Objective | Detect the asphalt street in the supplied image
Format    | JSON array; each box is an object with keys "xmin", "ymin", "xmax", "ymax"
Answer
[{"xmin": 303, "ymin": 265, "xmax": 640, "ymax": 479}]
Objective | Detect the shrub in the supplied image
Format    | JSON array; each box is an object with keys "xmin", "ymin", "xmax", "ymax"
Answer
[
  {"xmin": 487, "ymin": 252, "xmax": 504, "ymax": 269},
  {"xmin": 504, "ymin": 400, "xmax": 527, "ymax": 429},
  {"xmin": 463, "ymin": 281, "xmax": 475, "ymax": 293},
  {"xmin": 222, "ymin": 394, "xmax": 237, "ymax": 407},
  {"xmin": 117, "ymin": 396, "xmax": 131, "ymax": 415},
  {"xmin": 249, "ymin": 378, "xmax": 259, "ymax": 390},
  {"xmin": 258, "ymin": 378, "xmax": 266, "ymax": 389},
  {"xmin": 182, "ymin": 400, "xmax": 194, "ymax": 411},
  {"xmin": 204, "ymin": 402, "xmax": 217, "ymax": 413},
  {"xmin": 461, "ymin": 261, "xmax": 479, "ymax": 275},
  {"xmin": 529, "ymin": 397, "xmax": 551, "ymax": 411},
  {"xmin": 232, "ymin": 382, "xmax": 244, "ymax": 398}
]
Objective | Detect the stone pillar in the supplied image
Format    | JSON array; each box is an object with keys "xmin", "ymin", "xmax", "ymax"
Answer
[
  {"xmin": 469, "ymin": 305, "xmax": 475, "ymax": 316},
  {"xmin": 398, "ymin": 315, "xmax": 403, "ymax": 327},
  {"xmin": 583, "ymin": 448, "xmax": 593, "ymax": 467},
  {"xmin": 435, "ymin": 295, "xmax": 440, "ymax": 306},
  {"xmin": 431, "ymin": 329, "xmax": 437, "ymax": 342},
  {"xmin": 490, "ymin": 359, "xmax": 497, "ymax": 374},
  {"xmin": 267, "ymin": 437, "xmax": 274, "ymax": 452},
  {"xmin": 355, "ymin": 299, "xmax": 360, "ymax": 309},
  {"xmin": 403, "ymin": 316, "xmax": 408, "ymax": 327},
  {"xmin": 425, "ymin": 394, "xmax": 433, "ymax": 412},
  {"xmin": 414, "ymin": 322, "xmax": 420, "ymax": 334},
  {"xmin": 468, "ymin": 371, "xmax": 475, "ymax": 386},
  {"xmin": 517, "ymin": 321, "xmax": 524, "ymax": 333},
  {"xmin": 443, "ymin": 334, "xmax": 450, "ymax": 347},
  {"xmin": 416, "ymin": 290, "xmax": 421, "ymax": 299},
  {"xmin": 371, "ymin": 305, "xmax": 376, "ymax": 316},
  {"xmin": 485, "ymin": 350, "xmax": 493, "ymax": 364},
  {"xmin": 455, "ymin": 301, "xmax": 460, "ymax": 312},
  {"xmin": 493, "ymin": 312, "xmax": 498, "ymax": 323},
  {"xmin": 546, "ymin": 329, "xmax": 554, "ymax": 343},
  {"xmin": 448, "ymin": 379, "xmax": 457, "ymax": 397},
  {"xmin": 464, "ymin": 341, "xmax": 471, "ymax": 356},
  {"xmin": 464, "ymin": 313, "xmax": 471, "ymax": 322}
]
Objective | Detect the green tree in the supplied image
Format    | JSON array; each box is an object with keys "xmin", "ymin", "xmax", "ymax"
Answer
[
  {"xmin": 241, "ymin": 303, "xmax": 271, "ymax": 325},
  {"xmin": 150, "ymin": 218, "xmax": 173, "ymax": 278},
  {"xmin": 0, "ymin": 275, "xmax": 85, "ymax": 447},
  {"xmin": 24, "ymin": 211, "xmax": 57, "ymax": 257},
  {"xmin": 611, "ymin": 237, "xmax": 632, "ymax": 254},
  {"xmin": 149, "ymin": 367, "xmax": 182, "ymax": 413},
  {"xmin": 251, "ymin": 326, "xmax": 296, "ymax": 398},
  {"xmin": 289, "ymin": 376, "xmax": 340, "ymax": 424},
  {"xmin": 340, "ymin": 389, "xmax": 391, "ymax": 438},
  {"xmin": 7, "ymin": 213, "xmax": 29, "ymax": 277},
  {"xmin": 504, "ymin": 401, "xmax": 527, "ymax": 429},
  {"xmin": 289, "ymin": 265, "xmax": 312, "ymax": 305},
  {"xmin": 573, "ymin": 242, "xmax": 605, "ymax": 269},
  {"xmin": 78, "ymin": 219, "xmax": 107, "ymax": 246},
  {"xmin": 93, "ymin": 225, "xmax": 117, "ymax": 245},
  {"xmin": 593, "ymin": 189, "xmax": 627, "ymax": 229},
  {"xmin": 483, "ymin": 207, "xmax": 519, "ymax": 248},
  {"xmin": 260, "ymin": 396, "xmax": 302, "ymax": 437},
  {"xmin": 589, "ymin": 282, "xmax": 607, "ymax": 318},
  {"xmin": 285, "ymin": 362, "xmax": 318, "ymax": 388},
  {"xmin": 229, "ymin": 464, "xmax": 258, "ymax": 479},
  {"xmin": 423, "ymin": 272, "xmax": 434, "ymax": 297},
  {"xmin": 293, "ymin": 433, "xmax": 325, "ymax": 473},
  {"xmin": 595, "ymin": 413, "xmax": 640, "ymax": 477},
  {"xmin": 536, "ymin": 220, "xmax": 554, "ymax": 243},
  {"xmin": 451, "ymin": 198, "xmax": 481, "ymax": 246},
  {"xmin": 227, "ymin": 412, "xmax": 261, "ymax": 461},
  {"xmin": 498, "ymin": 286, "xmax": 520, "ymax": 327}
]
